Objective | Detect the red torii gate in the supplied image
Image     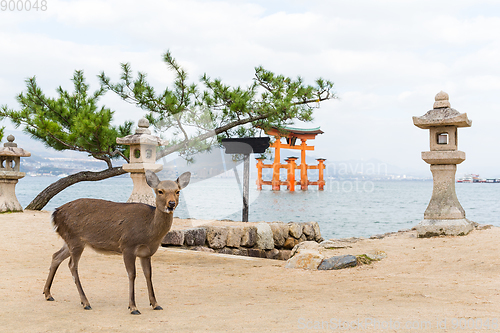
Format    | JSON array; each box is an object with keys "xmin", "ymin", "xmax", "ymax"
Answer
[{"xmin": 256, "ymin": 126, "xmax": 326, "ymax": 191}]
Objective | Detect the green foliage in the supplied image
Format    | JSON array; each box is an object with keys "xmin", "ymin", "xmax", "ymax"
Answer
[
  {"xmin": 100, "ymin": 51, "xmax": 337, "ymax": 160},
  {"xmin": 0, "ymin": 71, "xmax": 133, "ymax": 168}
]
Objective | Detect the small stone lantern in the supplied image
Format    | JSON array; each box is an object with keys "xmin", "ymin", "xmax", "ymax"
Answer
[
  {"xmin": 116, "ymin": 118, "xmax": 167, "ymax": 206},
  {"xmin": 413, "ymin": 91, "xmax": 473, "ymax": 237},
  {"xmin": 0, "ymin": 135, "xmax": 31, "ymax": 212}
]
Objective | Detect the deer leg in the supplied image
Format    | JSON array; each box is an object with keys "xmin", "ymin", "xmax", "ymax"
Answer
[
  {"xmin": 123, "ymin": 250, "xmax": 140, "ymax": 314},
  {"xmin": 43, "ymin": 243, "xmax": 70, "ymax": 301},
  {"xmin": 67, "ymin": 245, "xmax": 91, "ymax": 310},
  {"xmin": 140, "ymin": 257, "xmax": 162, "ymax": 310}
]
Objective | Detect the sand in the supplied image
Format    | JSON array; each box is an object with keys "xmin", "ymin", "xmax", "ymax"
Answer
[{"xmin": 1, "ymin": 211, "xmax": 499, "ymax": 332}]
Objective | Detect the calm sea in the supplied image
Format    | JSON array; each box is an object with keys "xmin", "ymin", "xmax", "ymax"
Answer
[{"xmin": 16, "ymin": 176, "xmax": 500, "ymax": 239}]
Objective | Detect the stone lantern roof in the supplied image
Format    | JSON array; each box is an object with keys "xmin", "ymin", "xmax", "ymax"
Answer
[
  {"xmin": 413, "ymin": 91, "xmax": 472, "ymax": 129},
  {"xmin": 0, "ymin": 135, "xmax": 31, "ymax": 157},
  {"xmin": 116, "ymin": 118, "xmax": 168, "ymax": 146}
]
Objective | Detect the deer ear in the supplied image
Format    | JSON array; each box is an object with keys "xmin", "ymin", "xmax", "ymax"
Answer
[
  {"xmin": 145, "ymin": 170, "xmax": 161, "ymax": 188},
  {"xmin": 177, "ymin": 172, "xmax": 191, "ymax": 190}
]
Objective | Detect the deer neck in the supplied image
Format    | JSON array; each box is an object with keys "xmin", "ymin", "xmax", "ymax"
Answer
[{"xmin": 152, "ymin": 207, "xmax": 174, "ymax": 236}]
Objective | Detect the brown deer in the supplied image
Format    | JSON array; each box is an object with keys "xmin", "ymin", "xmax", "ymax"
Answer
[{"xmin": 43, "ymin": 170, "xmax": 191, "ymax": 315}]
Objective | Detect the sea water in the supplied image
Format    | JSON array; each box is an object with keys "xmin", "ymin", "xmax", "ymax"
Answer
[{"xmin": 16, "ymin": 176, "xmax": 500, "ymax": 239}]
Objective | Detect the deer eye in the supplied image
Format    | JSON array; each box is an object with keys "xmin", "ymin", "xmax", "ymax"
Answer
[
  {"xmin": 176, "ymin": 190, "xmax": 180, "ymax": 195},
  {"xmin": 158, "ymin": 190, "xmax": 164, "ymax": 195}
]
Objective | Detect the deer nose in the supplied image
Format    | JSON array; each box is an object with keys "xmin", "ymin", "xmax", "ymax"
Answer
[{"xmin": 167, "ymin": 201, "xmax": 176, "ymax": 208}]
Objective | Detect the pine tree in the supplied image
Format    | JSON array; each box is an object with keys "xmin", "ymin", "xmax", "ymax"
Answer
[
  {"xmin": 1, "ymin": 52, "xmax": 337, "ymax": 210},
  {"xmin": 99, "ymin": 51, "xmax": 336, "ymax": 161},
  {"xmin": 0, "ymin": 71, "xmax": 133, "ymax": 210}
]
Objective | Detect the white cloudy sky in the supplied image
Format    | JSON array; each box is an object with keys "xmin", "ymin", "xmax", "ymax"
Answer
[{"xmin": 1, "ymin": 0, "xmax": 500, "ymax": 177}]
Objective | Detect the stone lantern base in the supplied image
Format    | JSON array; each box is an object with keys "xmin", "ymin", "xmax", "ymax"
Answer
[
  {"xmin": 415, "ymin": 164, "xmax": 475, "ymax": 237},
  {"xmin": 123, "ymin": 163, "xmax": 163, "ymax": 207},
  {"xmin": 415, "ymin": 218, "xmax": 474, "ymax": 238},
  {"xmin": 127, "ymin": 173, "xmax": 157, "ymax": 206},
  {"xmin": 0, "ymin": 178, "xmax": 23, "ymax": 212}
]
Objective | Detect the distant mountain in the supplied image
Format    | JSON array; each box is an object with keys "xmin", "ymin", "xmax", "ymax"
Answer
[{"xmin": 6, "ymin": 130, "xmax": 430, "ymax": 180}]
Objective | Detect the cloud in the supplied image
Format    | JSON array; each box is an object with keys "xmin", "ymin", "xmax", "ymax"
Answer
[{"xmin": 1, "ymin": 0, "xmax": 500, "ymax": 176}]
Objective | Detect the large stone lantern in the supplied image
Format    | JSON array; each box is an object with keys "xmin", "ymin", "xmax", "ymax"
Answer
[
  {"xmin": 413, "ymin": 91, "xmax": 473, "ymax": 237},
  {"xmin": 0, "ymin": 135, "xmax": 31, "ymax": 212},
  {"xmin": 116, "ymin": 118, "xmax": 167, "ymax": 206}
]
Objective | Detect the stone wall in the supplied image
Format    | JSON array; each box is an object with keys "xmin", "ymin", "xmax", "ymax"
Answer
[{"xmin": 162, "ymin": 221, "xmax": 323, "ymax": 261}]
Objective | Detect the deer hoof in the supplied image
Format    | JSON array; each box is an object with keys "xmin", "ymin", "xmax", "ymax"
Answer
[
  {"xmin": 153, "ymin": 305, "xmax": 163, "ymax": 310},
  {"xmin": 130, "ymin": 310, "xmax": 141, "ymax": 315},
  {"xmin": 83, "ymin": 305, "xmax": 92, "ymax": 310},
  {"xmin": 46, "ymin": 296, "xmax": 55, "ymax": 301}
]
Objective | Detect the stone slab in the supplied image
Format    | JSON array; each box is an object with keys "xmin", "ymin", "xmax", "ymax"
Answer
[
  {"xmin": 226, "ymin": 226, "xmax": 243, "ymax": 248},
  {"xmin": 162, "ymin": 230, "xmax": 184, "ymax": 246},
  {"xmin": 256, "ymin": 223, "xmax": 274, "ymax": 250},
  {"xmin": 183, "ymin": 228, "xmax": 207, "ymax": 246},
  {"xmin": 240, "ymin": 226, "xmax": 257, "ymax": 247},
  {"xmin": 269, "ymin": 222, "xmax": 289, "ymax": 248},
  {"xmin": 206, "ymin": 226, "xmax": 228, "ymax": 249}
]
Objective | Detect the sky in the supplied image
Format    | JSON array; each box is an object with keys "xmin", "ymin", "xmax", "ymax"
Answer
[{"xmin": 1, "ymin": 0, "xmax": 500, "ymax": 177}]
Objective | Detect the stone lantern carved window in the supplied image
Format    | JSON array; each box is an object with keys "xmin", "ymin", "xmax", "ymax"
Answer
[
  {"xmin": 437, "ymin": 133, "xmax": 448, "ymax": 145},
  {"xmin": 134, "ymin": 149, "xmax": 141, "ymax": 159}
]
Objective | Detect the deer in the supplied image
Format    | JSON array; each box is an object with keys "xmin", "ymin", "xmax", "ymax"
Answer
[{"xmin": 42, "ymin": 170, "xmax": 191, "ymax": 315}]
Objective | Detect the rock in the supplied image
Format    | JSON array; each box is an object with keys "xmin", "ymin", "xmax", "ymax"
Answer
[
  {"xmin": 285, "ymin": 250, "xmax": 324, "ymax": 270},
  {"xmin": 283, "ymin": 237, "xmax": 299, "ymax": 250},
  {"xmin": 256, "ymin": 223, "xmax": 274, "ymax": 250},
  {"xmin": 278, "ymin": 250, "xmax": 292, "ymax": 261},
  {"xmin": 240, "ymin": 226, "xmax": 257, "ymax": 247},
  {"xmin": 217, "ymin": 247, "xmax": 233, "ymax": 255},
  {"xmin": 476, "ymin": 224, "xmax": 493, "ymax": 230},
  {"xmin": 298, "ymin": 234, "xmax": 307, "ymax": 243},
  {"xmin": 319, "ymin": 240, "xmax": 351, "ymax": 249},
  {"xmin": 364, "ymin": 250, "xmax": 387, "ymax": 261},
  {"xmin": 288, "ymin": 222, "xmax": 303, "ymax": 239},
  {"xmin": 302, "ymin": 223, "xmax": 315, "ymax": 241},
  {"xmin": 238, "ymin": 248, "xmax": 248, "ymax": 256},
  {"xmin": 356, "ymin": 255, "xmax": 372, "ymax": 265},
  {"xmin": 248, "ymin": 248, "xmax": 267, "ymax": 258},
  {"xmin": 162, "ymin": 230, "xmax": 184, "ymax": 246},
  {"xmin": 206, "ymin": 226, "xmax": 228, "ymax": 249},
  {"xmin": 191, "ymin": 246, "xmax": 215, "ymax": 253},
  {"xmin": 290, "ymin": 241, "xmax": 320, "ymax": 258},
  {"xmin": 270, "ymin": 222, "xmax": 289, "ymax": 248},
  {"xmin": 226, "ymin": 226, "xmax": 243, "ymax": 248},
  {"xmin": 183, "ymin": 228, "xmax": 207, "ymax": 246},
  {"xmin": 370, "ymin": 234, "xmax": 385, "ymax": 239},
  {"xmin": 266, "ymin": 248, "xmax": 280, "ymax": 260},
  {"xmin": 318, "ymin": 255, "xmax": 358, "ymax": 270},
  {"xmin": 231, "ymin": 248, "xmax": 242, "ymax": 256},
  {"xmin": 334, "ymin": 237, "xmax": 361, "ymax": 243},
  {"xmin": 310, "ymin": 221, "xmax": 322, "ymax": 242}
]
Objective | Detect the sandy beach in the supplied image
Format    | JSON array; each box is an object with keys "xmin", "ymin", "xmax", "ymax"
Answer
[{"xmin": 1, "ymin": 210, "xmax": 499, "ymax": 332}]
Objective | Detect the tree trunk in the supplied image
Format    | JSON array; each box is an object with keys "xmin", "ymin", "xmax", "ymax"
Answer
[{"xmin": 25, "ymin": 167, "xmax": 127, "ymax": 211}]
